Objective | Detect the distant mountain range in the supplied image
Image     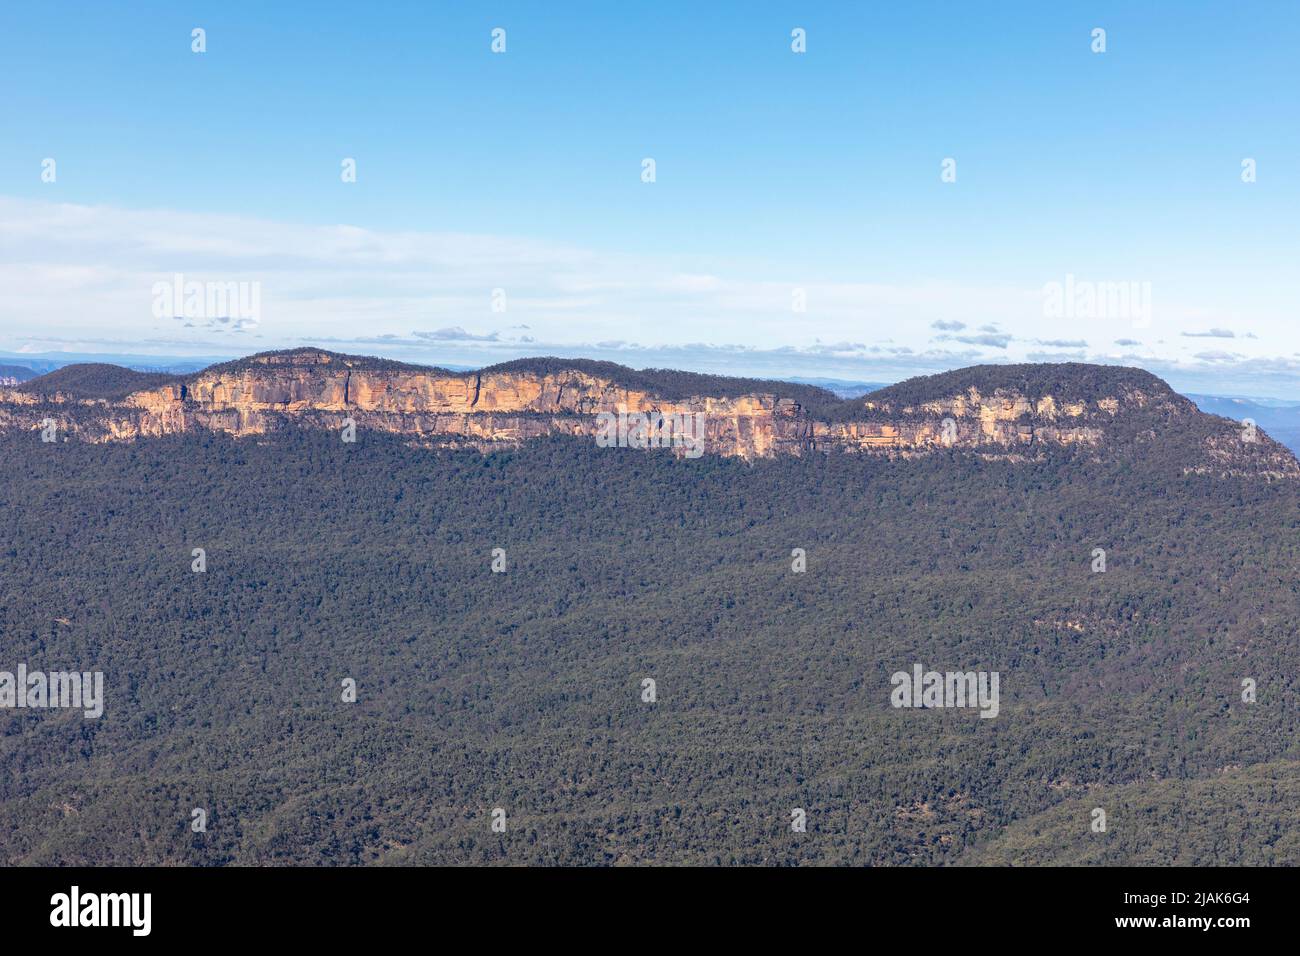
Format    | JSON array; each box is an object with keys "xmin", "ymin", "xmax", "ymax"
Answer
[
  {"xmin": 0, "ymin": 365, "xmax": 42, "ymax": 386},
  {"xmin": 785, "ymin": 377, "xmax": 889, "ymax": 399},
  {"xmin": 1188, "ymin": 394, "xmax": 1300, "ymax": 456}
]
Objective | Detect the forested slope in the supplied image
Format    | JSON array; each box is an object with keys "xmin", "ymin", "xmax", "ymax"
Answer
[{"xmin": 1, "ymin": 422, "xmax": 1297, "ymax": 865}]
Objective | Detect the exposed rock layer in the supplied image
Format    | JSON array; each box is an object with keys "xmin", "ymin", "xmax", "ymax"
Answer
[{"xmin": 2, "ymin": 349, "xmax": 1295, "ymax": 478}]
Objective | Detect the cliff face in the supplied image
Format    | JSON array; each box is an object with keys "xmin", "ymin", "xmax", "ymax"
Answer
[{"xmin": 2, "ymin": 348, "xmax": 1296, "ymax": 477}]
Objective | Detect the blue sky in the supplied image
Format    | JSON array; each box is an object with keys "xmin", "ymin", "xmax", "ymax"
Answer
[{"xmin": 1, "ymin": 1, "xmax": 1298, "ymax": 395}]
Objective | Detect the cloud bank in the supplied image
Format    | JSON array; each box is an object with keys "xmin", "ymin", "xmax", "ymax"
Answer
[{"xmin": 1, "ymin": 196, "xmax": 1296, "ymax": 397}]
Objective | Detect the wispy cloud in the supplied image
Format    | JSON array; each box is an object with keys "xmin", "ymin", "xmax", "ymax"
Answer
[
  {"xmin": 0, "ymin": 197, "xmax": 1039, "ymax": 363},
  {"xmin": 1182, "ymin": 328, "xmax": 1253, "ymax": 339},
  {"xmin": 939, "ymin": 332, "xmax": 1013, "ymax": 349},
  {"xmin": 1, "ymin": 196, "xmax": 1296, "ymax": 396},
  {"xmin": 413, "ymin": 327, "xmax": 500, "ymax": 343}
]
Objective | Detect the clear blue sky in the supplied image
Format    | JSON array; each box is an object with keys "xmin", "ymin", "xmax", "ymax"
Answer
[{"xmin": 1, "ymin": 1, "xmax": 1297, "ymax": 395}]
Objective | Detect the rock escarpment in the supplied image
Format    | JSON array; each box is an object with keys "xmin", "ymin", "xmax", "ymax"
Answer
[{"xmin": 1, "ymin": 348, "xmax": 1295, "ymax": 477}]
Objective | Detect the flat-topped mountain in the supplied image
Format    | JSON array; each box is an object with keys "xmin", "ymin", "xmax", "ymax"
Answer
[
  {"xmin": 4, "ymin": 347, "xmax": 1300, "ymax": 867},
  {"xmin": 2, "ymin": 347, "xmax": 1295, "ymax": 477}
]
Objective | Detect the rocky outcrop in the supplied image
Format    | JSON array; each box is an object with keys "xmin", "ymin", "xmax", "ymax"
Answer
[{"xmin": 2, "ymin": 349, "xmax": 1295, "ymax": 477}]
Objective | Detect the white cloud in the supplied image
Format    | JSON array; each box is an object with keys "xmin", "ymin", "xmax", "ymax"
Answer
[{"xmin": 0, "ymin": 196, "xmax": 1295, "ymax": 395}]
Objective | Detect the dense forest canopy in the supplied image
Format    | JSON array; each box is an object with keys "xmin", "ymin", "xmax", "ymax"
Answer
[
  {"xmin": 866, "ymin": 363, "xmax": 1181, "ymax": 407},
  {"xmin": 1, "ymin": 419, "xmax": 1297, "ymax": 865},
  {"xmin": 15, "ymin": 363, "xmax": 178, "ymax": 400}
]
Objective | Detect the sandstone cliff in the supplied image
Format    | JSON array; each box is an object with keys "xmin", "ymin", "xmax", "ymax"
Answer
[{"xmin": 2, "ymin": 348, "xmax": 1295, "ymax": 478}]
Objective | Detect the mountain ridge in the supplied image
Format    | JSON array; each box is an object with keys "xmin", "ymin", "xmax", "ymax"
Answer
[{"xmin": 3, "ymin": 347, "xmax": 1296, "ymax": 477}]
